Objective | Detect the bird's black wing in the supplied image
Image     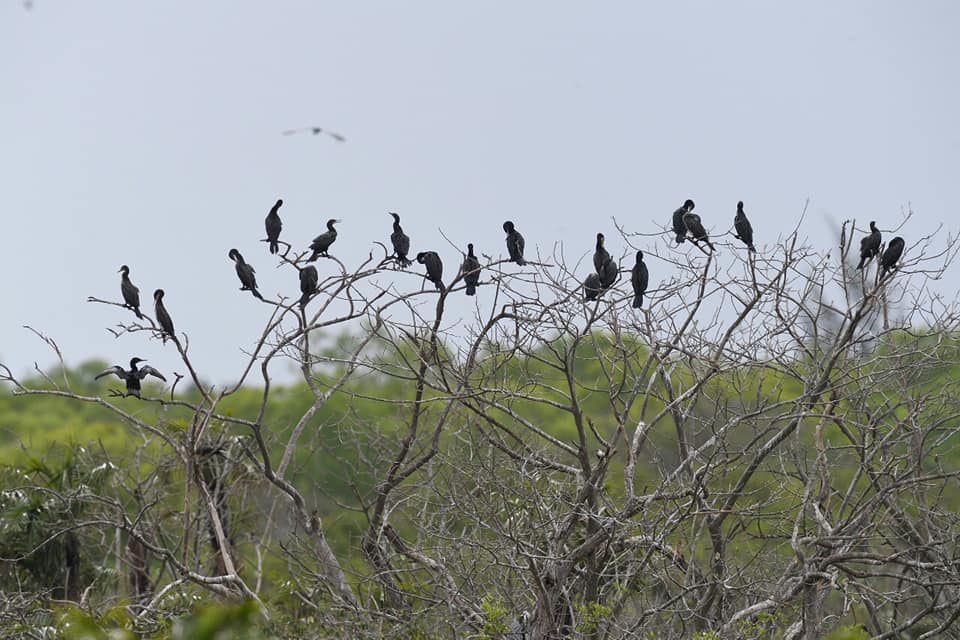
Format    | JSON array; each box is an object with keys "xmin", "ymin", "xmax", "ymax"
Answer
[
  {"xmin": 138, "ymin": 365, "xmax": 167, "ymax": 382},
  {"xmin": 95, "ymin": 366, "xmax": 126, "ymax": 381}
]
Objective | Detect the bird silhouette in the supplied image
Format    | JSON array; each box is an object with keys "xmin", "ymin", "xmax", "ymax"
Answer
[
  {"xmin": 631, "ymin": 251, "xmax": 649, "ymax": 309},
  {"xmin": 228, "ymin": 249, "xmax": 264, "ymax": 300},
  {"xmin": 733, "ymin": 201, "xmax": 755, "ymax": 252},
  {"xmin": 857, "ymin": 221, "xmax": 882, "ymax": 270},
  {"xmin": 265, "ymin": 199, "xmax": 283, "ymax": 255},
  {"xmin": 95, "ymin": 357, "xmax": 166, "ymax": 398},
  {"xmin": 879, "ymin": 236, "xmax": 905, "ymax": 280},
  {"xmin": 118, "ymin": 265, "xmax": 143, "ymax": 319},
  {"xmin": 281, "ymin": 127, "xmax": 346, "ymax": 142},
  {"xmin": 461, "ymin": 244, "xmax": 481, "ymax": 296},
  {"xmin": 672, "ymin": 200, "xmax": 695, "ymax": 244}
]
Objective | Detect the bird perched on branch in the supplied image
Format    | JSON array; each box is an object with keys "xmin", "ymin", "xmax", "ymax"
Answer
[
  {"xmin": 299, "ymin": 265, "xmax": 318, "ymax": 308},
  {"xmin": 153, "ymin": 289, "xmax": 175, "ymax": 344},
  {"xmin": 682, "ymin": 211, "xmax": 714, "ymax": 250},
  {"xmin": 281, "ymin": 126, "xmax": 346, "ymax": 142},
  {"xmin": 672, "ymin": 200, "xmax": 695, "ymax": 244},
  {"xmin": 733, "ymin": 201, "xmax": 755, "ymax": 252},
  {"xmin": 228, "ymin": 249, "xmax": 263, "ymax": 300},
  {"xmin": 594, "ymin": 233, "xmax": 618, "ymax": 288},
  {"xmin": 95, "ymin": 357, "xmax": 166, "ymax": 398},
  {"xmin": 583, "ymin": 272, "xmax": 603, "ymax": 301},
  {"xmin": 265, "ymin": 199, "xmax": 283, "ymax": 255},
  {"xmin": 461, "ymin": 243, "xmax": 481, "ymax": 296},
  {"xmin": 416, "ymin": 252, "xmax": 445, "ymax": 291},
  {"xmin": 388, "ymin": 212, "xmax": 411, "ymax": 267},
  {"xmin": 307, "ymin": 219, "xmax": 340, "ymax": 261},
  {"xmin": 503, "ymin": 221, "xmax": 526, "ymax": 266},
  {"xmin": 879, "ymin": 236, "xmax": 905, "ymax": 280},
  {"xmin": 118, "ymin": 265, "xmax": 143, "ymax": 319},
  {"xmin": 857, "ymin": 221, "xmax": 882, "ymax": 270},
  {"xmin": 631, "ymin": 251, "xmax": 649, "ymax": 308}
]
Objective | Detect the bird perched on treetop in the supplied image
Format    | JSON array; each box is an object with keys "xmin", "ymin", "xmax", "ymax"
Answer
[
  {"xmin": 118, "ymin": 265, "xmax": 143, "ymax": 319},
  {"xmin": 733, "ymin": 201, "xmax": 755, "ymax": 252},
  {"xmin": 299, "ymin": 265, "xmax": 318, "ymax": 308},
  {"xmin": 503, "ymin": 221, "xmax": 526, "ymax": 266},
  {"xmin": 631, "ymin": 251, "xmax": 649, "ymax": 309},
  {"xmin": 265, "ymin": 199, "xmax": 283, "ymax": 255},
  {"xmin": 417, "ymin": 252, "xmax": 445, "ymax": 291},
  {"xmin": 672, "ymin": 200, "xmax": 695, "ymax": 244},
  {"xmin": 153, "ymin": 289, "xmax": 176, "ymax": 344},
  {"xmin": 857, "ymin": 221, "xmax": 882, "ymax": 270},
  {"xmin": 879, "ymin": 236, "xmax": 905, "ymax": 280},
  {"xmin": 307, "ymin": 219, "xmax": 340, "ymax": 261},
  {"xmin": 594, "ymin": 233, "xmax": 618, "ymax": 288},
  {"xmin": 389, "ymin": 212, "xmax": 411, "ymax": 267},
  {"xmin": 461, "ymin": 243, "xmax": 481, "ymax": 296},
  {"xmin": 228, "ymin": 249, "xmax": 264, "ymax": 300},
  {"xmin": 583, "ymin": 272, "xmax": 603, "ymax": 301},
  {"xmin": 682, "ymin": 211, "xmax": 715, "ymax": 251},
  {"xmin": 95, "ymin": 357, "xmax": 166, "ymax": 398}
]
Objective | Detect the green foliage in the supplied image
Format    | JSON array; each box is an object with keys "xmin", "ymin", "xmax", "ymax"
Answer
[
  {"xmin": 480, "ymin": 595, "xmax": 509, "ymax": 637},
  {"xmin": 575, "ymin": 601, "xmax": 612, "ymax": 634},
  {"xmin": 823, "ymin": 624, "xmax": 870, "ymax": 640}
]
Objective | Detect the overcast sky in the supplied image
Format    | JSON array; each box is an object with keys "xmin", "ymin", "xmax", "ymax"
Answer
[{"xmin": 2, "ymin": 1, "xmax": 959, "ymax": 384}]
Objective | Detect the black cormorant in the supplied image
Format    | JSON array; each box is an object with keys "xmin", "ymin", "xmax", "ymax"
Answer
[
  {"xmin": 879, "ymin": 236, "xmax": 905, "ymax": 280},
  {"xmin": 389, "ymin": 212, "xmax": 411, "ymax": 267},
  {"xmin": 682, "ymin": 211, "xmax": 714, "ymax": 250},
  {"xmin": 857, "ymin": 221, "xmax": 882, "ymax": 270},
  {"xmin": 307, "ymin": 219, "xmax": 340, "ymax": 261},
  {"xmin": 299, "ymin": 265, "xmax": 318, "ymax": 308},
  {"xmin": 631, "ymin": 251, "xmax": 649, "ymax": 309},
  {"xmin": 153, "ymin": 289, "xmax": 175, "ymax": 344},
  {"xmin": 416, "ymin": 252, "xmax": 445, "ymax": 291},
  {"xmin": 672, "ymin": 199, "xmax": 695, "ymax": 244},
  {"xmin": 503, "ymin": 221, "xmax": 526, "ymax": 266},
  {"xmin": 228, "ymin": 249, "xmax": 263, "ymax": 300},
  {"xmin": 593, "ymin": 233, "xmax": 611, "ymax": 273},
  {"xmin": 461, "ymin": 243, "xmax": 481, "ymax": 296},
  {"xmin": 95, "ymin": 357, "xmax": 166, "ymax": 398},
  {"xmin": 265, "ymin": 199, "xmax": 283, "ymax": 255},
  {"xmin": 583, "ymin": 272, "xmax": 602, "ymax": 301},
  {"xmin": 118, "ymin": 265, "xmax": 143, "ymax": 319},
  {"xmin": 733, "ymin": 201, "xmax": 755, "ymax": 252}
]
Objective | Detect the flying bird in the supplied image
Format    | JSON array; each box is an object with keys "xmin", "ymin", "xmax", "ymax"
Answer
[
  {"xmin": 461, "ymin": 243, "xmax": 481, "ymax": 296},
  {"xmin": 153, "ymin": 289, "xmax": 176, "ymax": 344},
  {"xmin": 118, "ymin": 265, "xmax": 143, "ymax": 319},
  {"xmin": 857, "ymin": 221, "xmax": 882, "ymax": 270},
  {"xmin": 682, "ymin": 212, "xmax": 714, "ymax": 250},
  {"xmin": 672, "ymin": 200, "xmax": 695, "ymax": 244},
  {"xmin": 281, "ymin": 127, "xmax": 346, "ymax": 142},
  {"xmin": 95, "ymin": 357, "xmax": 166, "ymax": 398},
  {"xmin": 416, "ymin": 251, "xmax": 445, "ymax": 291},
  {"xmin": 389, "ymin": 212, "xmax": 412, "ymax": 267},
  {"xmin": 733, "ymin": 201, "xmax": 755, "ymax": 252},
  {"xmin": 583, "ymin": 272, "xmax": 603, "ymax": 301},
  {"xmin": 307, "ymin": 219, "xmax": 340, "ymax": 261},
  {"xmin": 879, "ymin": 236, "xmax": 905, "ymax": 280},
  {"xmin": 228, "ymin": 249, "xmax": 263, "ymax": 300},
  {"xmin": 503, "ymin": 221, "xmax": 526, "ymax": 266},
  {"xmin": 299, "ymin": 265, "xmax": 318, "ymax": 308},
  {"xmin": 631, "ymin": 251, "xmax": 649, "ymax": 309},
  {"xmin": 265, "ymin": 199, "xmax": 283, "ymax": 255}
]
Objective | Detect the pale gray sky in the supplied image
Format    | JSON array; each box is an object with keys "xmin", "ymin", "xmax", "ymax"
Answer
[{"xmin": 3, "ymin": 2, "xmax": 959, "ymax": 383}]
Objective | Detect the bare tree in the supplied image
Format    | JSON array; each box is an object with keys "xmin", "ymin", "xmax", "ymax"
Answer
[{"xmin": 2, "ymin": 211, "xmax": 960, "ymax": 639}]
